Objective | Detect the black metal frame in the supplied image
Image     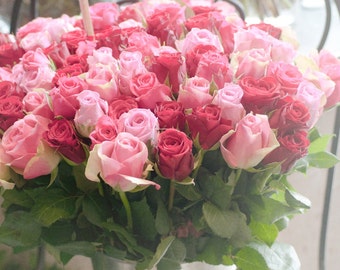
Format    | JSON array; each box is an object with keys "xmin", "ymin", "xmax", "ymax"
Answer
[{"xmin": 6, "ymin": 1, "xmax": 340, "ymax": 270}]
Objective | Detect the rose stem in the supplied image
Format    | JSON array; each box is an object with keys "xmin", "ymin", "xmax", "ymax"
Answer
[
  {"xmin": 78, "ymin": 0, "xmax": 94, "ymax": 37},
  {"xmin": 119, "ymin": 192, "xmax": 133, "ymax": 231},
  {"xmin": 168, "ymin": 180, "xmax": 176, "ymax": 211}
]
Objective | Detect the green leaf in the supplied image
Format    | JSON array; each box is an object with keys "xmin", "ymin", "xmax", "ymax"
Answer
[
  {"xmin": 248, "ymin": 242, "xmax": 301, "ymax": 270},
  {"xmin": 285, "ymin": 189, "xmax": 311, "ymax": 209},
  {"xmin": 73, "ymin": 164, "xmax": 97, "ymax": 193},
  {"xmin": 245, "ymin": 195, "xmax": 298, "ymax": 224},
  {"xmin": 30, "ymin": 188, "xmax": 78, "ymax": 227},
  {"xmin": 202, "ymin": 202, "xmax": 251, "ymax": 246},
  {"xmin": 0, "ymin": 211, "xmax": 41, "ymax": 248},
  {"xmin": 197, "ymin": 170, "xmax": 232, "ymax": 210},
  {"xmin": 157, "ymin": 239, "xmax": 186, "ymax": 270},
  {"xmin": 175, "ymin": 185, "xmax": 202, "ymax": 201},
  {"xmin": 41, "ymin": 221, "xmax": 74, "ymax": 245},
  {"xmin": 146, "ymin": 236, "xmax": 175, "ymax": 270},
  {"xmin": 155, "ymin": 198, "xmax": 171, "ymax": 235},
  {"xmin": 82, "ymin": 192, "xmax": 111, "ymax": 226},
  {"xmin": 308, "ymin": 134, "xmax": 333, "ymax": 153},
  {"xmin": 197, "ymin": 236, "xmax": 230, "ymax": 265},
  {"xmin": 2, "ymin": 188, "xmax": 34, "ymax": 209},
  {"xmin": 305, "ymin": 152, "xmax": 340, "ymax": 168},
  {"xmin": 55, "ymin": 241, "xmax": 97, "ymax": 258},
  {"xmin": 235, "ymin": 246, "xmax": 269, "ymax": 270},
  {"xmin": 249, "ymin": 220, "xmax": 279, "ymax": 246},
  {"xmin": 131, "ymin": 198, "xmax": 157, "ymax": 241}
]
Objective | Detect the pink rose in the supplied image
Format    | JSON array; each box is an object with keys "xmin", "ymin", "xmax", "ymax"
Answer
[
  {"xmin": 195, "ymin": 50, "xmax": 232, "ymax": 88},
  {"xmin": 177, "ymin": 76, "xmax": 213, "ymax": 109},
  {"xmin": 231, "ymin": 48, "xmax": 271, "ymax": 80},
  {"xmin": 127, "ymin": 31, "xmax": 161, "ymax": 69},
  {"xmin": 19, "ymin": 31, "xmax": 54, "ymax": 51},
  {"xmin": 180, "ymin": 28, "xmax": 223, "ymax": 56},
  {"xmin": 89, "ymin": 115, "xmax": 119, "ymax": 148},
  {"xmin": 87, "ymin": 47, "xmax": 118, "ymax": 67},
  {"xmin": 85, "ymin": 64, "xmax": 119, "ymax": 102},
  {"xmin": 74, "ymin": 90, "xmax": 109, "ymax": 137},
  {"xmin": 0, "ymin": 114, "xmax": 60, "ymax": 179},
  {"xmin": 21, "ymin": 48, "xmax": 52, "ymax": 71},
  {"xmin": 85, "ymin": 132, "xmax": 160, "ymax": 192},
  {"xmin": 16, "ymin": 17, "xmax": 52, "ymax": 41},
  {"xmin": 233, "ymin": 28, "xmax": 272, "ymax": 53},
  {"xmin": 43, "ymin": 41, "xmax": 71, "ymax": 69},
  {"xmin": 295, "ymin": 80, "xmax": 326, "ymax": 128},
  {"xmin": 220, "ymin": 113, "xmax": 280, "ymax": 169},
  {"xmin": 118, "ymin": 50, "xmax": 147, "ymax": 96},
  {"xmin": 23, "ymin": 90, "xmax": 54, "ymax": 119},
  {"xmin": 51, "ymin": 76, "xmax": 88, "ymax": 119},
  {"xmin": 266, "ymin": 61, "xmax": 303, "ymax": 95},
  {"xmin": 303, "ymin": 70, "xmax": 335, "ymax": 101},
  {"xmin": 118, "ymin": 108, "xmax": 158, "ymax": 144},
  {"xmin": 130, "ymin": 72, "xmax": 172, "ymax": 109},
  {"xmin": 89, "ymin": 2, "xmax": 119, "ymax": 31},
  {"xmin": 212, "ymin": 83, "xmax": 246, "ymax": 126}
]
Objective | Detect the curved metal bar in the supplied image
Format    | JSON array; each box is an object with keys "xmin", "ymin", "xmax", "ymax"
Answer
[
  {"xmin": 10, "ymin": 0, "xmax": 23, "ymax": 34},
  {"xmin": 223, "ymin": 0, "xmax": 245, "ymax": 20},
  {"xmin": 317, "ymin": 0, "xmax": 332, "ymax": 51}
]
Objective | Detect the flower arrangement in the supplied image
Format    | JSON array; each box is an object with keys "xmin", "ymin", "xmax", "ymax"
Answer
[{"xmin": 0, "ymin": 0, "xmax": 339, "ymax": 269}]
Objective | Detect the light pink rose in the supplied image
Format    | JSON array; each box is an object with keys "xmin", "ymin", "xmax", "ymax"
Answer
[
  {"xmin": 85, "ymin": 132, "xmax": 160, "ymax": 192},
  {"xmin": 220, "ymin": 113, "xmax": 279, "ymax": 169},
  {"xmin": 20, "ymin": 31, "xmax": 54, "ymax": 51},
  {"xmin": 302, "ymin": 70, "xmax": 335, "ymax": 101},
  {"xmin": 76, "ymin": 40, "xmax": 97, "ymax": 58},
  {"xmin": 43, "ymin": 17, "xmax": 76, "ymax": 43},
  {"xmin": 130, "ymin": 72, "xmax": 172, "ymax": 110},
  {"xmin": 233, "ymin": 28, "xmax": 272, "ymax": 53},
  {"xmin": 85, "ymin": 64, "xmax": 119, "ymax": 102},
  {"xmin": 0, "ymin": 114, "xmax": 60, "ymax": 179},
  {"xmin": 89, "ymin": 2, "xmax": 119, "ymax": 31},
  {"xmin": 270, "ymin": 38, "xmax": 296, "ymax": 63},
  {"xmin": 16, "ymin": 17, "xmax": 52, "ymax": 40},
  {"xmin": 117, "ymin": 108, "xmax": 158, "ymax": 144},
  {"xmin": 212, "ymin": 83, "xmax": 246, "ymax": 126},
  {"xmin": 177, "ymin": 76, "xmax": 213, "ymax": 109},
  {"xmin": 295, "ymin": 80, "xmax": 326, "ymax": 128},
  {"xmin": 230, "ymin": 48, "xmax": 271, "ymax": 80},
  {"xmin": 317, "ymin": 50, "xmax": 340, "ymax": 107},
  {"xmin": 23, "ymin": 90, "xmax": 54, "ymax": 119},
  {"xmin": 51, "ymin": 76, "xmax": 88, "ymax": 119},
  {"xmin": 179, "ymin": 28, "xmax": 224, "ymax": 56},
  {"xmin": 266, "ymin": 61, "xmax": 303, "ymax": 95},
  {"xmin": 74, "ymin": 90, "xmax": 109, "ymax": 137},
  {"xmin": 87, "ymin": 47, "xmax": 118, "ymax": 67},
  {"xmin": 195, "ymin": 50, "xmax": 232, "ymax": 88},
  {"xmin": 21, "ymin": 48, "xmax": 52, "ymax": 71},
  {"xmin": 118, "ymin": 51, "xmax": 147, "ymax": 96},
  {"xmin": 18, "ymin": 64, "xmax": 56, "ymax": 92}
]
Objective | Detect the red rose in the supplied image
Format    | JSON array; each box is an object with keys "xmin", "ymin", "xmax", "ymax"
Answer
[
  {"xmin": 108, "ymin": 96, "xmax": 138, "ymax": 120},
  {"xmin": 44, "ymin": 42, "xmax": 71, "ymax": 69},
  {"xmin": 0, "ymin": 81, "xmax": 23, "ymax": 99},
  {"xmin": 239, "ymin": 75, "xmax": 281, "ymax": 114},
  {"xmin": 262, "ymin": 130, "xmax": 310, "ymax": 173},
  {"xmin": 269, "ymin": 97, "xmax": 310, "ymax": 133},
  {"xmin": 0, "ymin": 33, "xmax": 24, "ymax": 67},
  {"xmin": 154, "ymin": 101, "xmax": 186, "ymax": 130},
  {"xmin": 249, "ymin": 23, "xmax": 282, "ymax": 39},
  {"xmin": 52, "ymin": 63, "xmax": 84, "ymax": 85},
  {"xmin": 152, "ymin": 46, "xmax": 184, "ymax": 95},
  {"xmin": 185, "ymin": 44, "xmax": 219, "ymax": 77},
  {"xmin": 185, "ymin": 11, "xmax": 224, "ymax": 32},
  {"xmin": 156, "ymin": 128, "xmax": 194, "ymax": 181},
  {"xmin": 95, "ymin": 26, "xmax": 124, "ymax": 59},
  {"xmin": 43, "ymin": 118, "xmax": 87, "ymax": 164},
  {"xmin": 0, "ymin": 96, "xmax": 25, "ymax": 132},
  {"xmin": 61, "ymin": 29, "xmax": 88, "ymax": 54},
  {"xmin": 186, "ymin": 104, "xmax": 233, "ymax": 150},
  {"xmin": 146, "ymin": 3, "xmax": 185, "ymax": 47}
]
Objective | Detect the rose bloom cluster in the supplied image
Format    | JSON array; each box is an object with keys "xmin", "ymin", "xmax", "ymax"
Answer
[{"xmin": 1, "ymin": 0, "xmax": 340, "ymax": 190}]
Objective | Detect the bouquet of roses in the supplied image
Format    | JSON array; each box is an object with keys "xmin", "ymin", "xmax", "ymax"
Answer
[{"xmin": 0, "ymin": 0, "xmax": 339, "ymax": 269}]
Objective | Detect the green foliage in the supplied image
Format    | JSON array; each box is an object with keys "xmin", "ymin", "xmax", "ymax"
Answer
[{"xmin": 0, "ymin": 126, "xmax": 338, "ymax": 270}]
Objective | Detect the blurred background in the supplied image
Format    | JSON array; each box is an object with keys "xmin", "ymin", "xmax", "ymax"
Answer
[{"xmin": 0, "ymin": 0, "xmax": 339, "ymax": 269}]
